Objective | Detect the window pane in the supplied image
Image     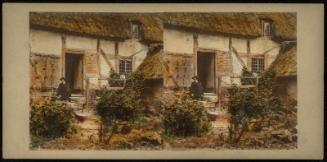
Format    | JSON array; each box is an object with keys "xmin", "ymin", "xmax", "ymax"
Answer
[
  {"xmin": 251, "ymin": 57, "xmax": 264, "ymax": 73},
  {"xmin": 119, "ymin": 60, "xmax": 125, "ymax": 74},
  {"xmin": 119, "ymin": 59, "xmax": 132, "ymax": 75},
  {"xmin": 132, "ymin": 24, "xmax": 139, "ymax": 38},
  {"xmin": 264, "ymin": 22, "xmax": 270, "ymax": 36}
]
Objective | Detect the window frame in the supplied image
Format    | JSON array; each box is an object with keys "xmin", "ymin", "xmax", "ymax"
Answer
[
  {"xmin": 251, "ymin": 55, "xmax": 265, "ymax": 74},
  {"xmin": 119, "ymin": 58, "xmax": 133, "ymax": 75},
  {"xmin": 261, "ymin": 19, "xmax": 273, "ymax": 37},
  {"xmin": 131, "ymin": 23, "xmax": 140, "ymax": 39}
]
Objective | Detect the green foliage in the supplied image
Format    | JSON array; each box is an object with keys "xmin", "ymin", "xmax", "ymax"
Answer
[
  {"xmin": 97, "ymin": 73, "xmax": 145, "ymax": 122},
  {"xmin": 228, "ymin": 71, "xmax": 282, "ymax": 143},
  {"xmin": 96, "ymin": 73, "xmax": 146, "ymax": 143},
  {"xmin": 107, "ymin": 69, "xmax": 123, "ymax": 87},
  {"xmin": 240, "ymin": 68, "xmax": 256, "ymax": 85},
  {"xmin": 163, "ymin": 92, "xmax": 212, "ymax": 137},
  {"xmin": 96, "ymin": 89, "xmax": 143, "ymax": 123},
  {"xmin": 30, "ymin": 135, "xmax": 42, "ymax": 148},
  {"xmin": 30, "ymin": 101, "xmax": 77, "ymax": 138}
]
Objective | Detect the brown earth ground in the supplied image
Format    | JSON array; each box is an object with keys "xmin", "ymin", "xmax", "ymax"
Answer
[{"xmin": 32, "ymin": 105, "xmax": 297, "ymax": 150}]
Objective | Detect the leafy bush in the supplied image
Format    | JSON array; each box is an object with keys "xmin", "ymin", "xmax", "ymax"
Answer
[
  {"xmin": 96, "ymin": 89, "xmax": 143, "ymax": 123},
  {"xmin": 163, "ymin": 92, "xmax": 212, "ymax": 137},
  {"xmin": 30, "ymin": 101, "xmax": 77, "ymax": 138},
  {"xmin": 96, "ymin": 73, "xmax": 146, "ymax": 143},
  {"xmin": 228, "ymin": 71, "xmax": 281, "ymax": 143},
  {"xmin": 240, "ymin": 68, "xmax": 257, "ymax": 85}
]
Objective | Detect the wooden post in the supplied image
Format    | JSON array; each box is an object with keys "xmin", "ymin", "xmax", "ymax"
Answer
[
  {"xmin": 85, "ymin": 77, "xmax": 89, "ymax": 111},
  {"xmin": 114, "ymin": 41, "xmax": 119, "ymax": 73},
  {"xmin": 193, "ymin": 34, "xmax": 198, "ymax": 76},
  {"xmin": 246, "ymin": 39, "xmax": 251, "ymax": 70},
  {"xmin": 97, "ymin": 39, "xmax": 101, "ymax": 87},
  {"xmin": 228, "ymin": 37, "xmax": 233, "ymax": 76},
  {"xmin": 217, "ymin": 76, "xmax": 221, "ymax": 109},
  {"xmin": 61, "ymin": 34, "xmax": 66, "ymax": 78}
]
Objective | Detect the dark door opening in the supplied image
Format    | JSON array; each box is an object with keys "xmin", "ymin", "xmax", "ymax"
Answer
[
  {"xmin": 65, "ymin": 53, "xmax": 84, "ymax": 94},
  {"xmin": 197, "ymin": 52, "xmax": 215, "ymax": 93}
]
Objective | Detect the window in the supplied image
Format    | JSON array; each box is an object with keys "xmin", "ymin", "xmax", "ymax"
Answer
[
  {"xmin": 119, "ymin": 59, "xmax": 132, "ymax": 75},
  {"xmin": 261, "ymin": 19, "xmax": 272, "ymax": 36},
  {"xmin": 131, "ymin": 23, "xmax": 140, "ymax": 39},
  {"xmin": 251, "ymin": 56, "xmax": 264, "ymax": 74}
]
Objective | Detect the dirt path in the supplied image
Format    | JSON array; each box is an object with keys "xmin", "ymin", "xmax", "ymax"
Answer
[
  {"xmin": 209, "ymin": 108, "xmax": 229, "ymax": 135},
  {"xmin": 73, "ymin": 108, "xmax": 100, "ymax": 141}
]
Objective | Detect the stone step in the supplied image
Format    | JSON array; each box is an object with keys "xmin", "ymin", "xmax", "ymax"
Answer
[
  {"xmin": 66, "ymin": 102, "xmax": 80, "ymax": 109},
  {"xmin": 70, "ymin": 96, "xmax": 86, "ymax": 103},
  {"xmin": 199, "ymin": 101, "xmax": 216, "ymax": 108},
  {"xmin": 203, "ymin": 93, "xmax": 218, "ymax": 102},
  {"xmin": 74, "ymin": 109, "xmax": 98, "ymax": 123}
]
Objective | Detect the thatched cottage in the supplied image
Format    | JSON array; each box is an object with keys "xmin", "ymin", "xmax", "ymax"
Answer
[{"xmin": 29, "ymin": 12, "xmax": 296, "ymax": 107}]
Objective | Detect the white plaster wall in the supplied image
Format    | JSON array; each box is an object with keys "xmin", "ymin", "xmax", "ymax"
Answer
[
  {"xmin": 30, "ymin": 29, "xmax": 62, "ymax": 56},
  {"xmin": 99, "ymin": 39, "xmax": 117, "ymax": 77},
  {"xmin": 108, "ymin": 59, "xmax": 117, "ymax": 72},
  {"xmin": 163, "ymin": 28, "xmax": 194, "ymax": 54},
  {"xmin": 231, "ymin": 37, "xmax": 280, "ymax": 71},
  {"xmin": 66, "ymin": 35, "xmax": 97, "ymax": 51},
  {"xmin": 250, "ymin": 37, "xmax": 280, "ymax": 69},
  {"xmin": 99, "ymin": 54, "xmax": 111, "ymax": 78},
  {"xmin": 87, "ymin": 77, "xmax": 99, "ymax": 89},
  {"xmin": 266, "ymin": 47, "xmax": 280, "ymax": 68},
  {"xmin": 133, "ymin": 51, "xmax": 147, "ymax": 71},
  {"xmin": 119, "ymin": 39, "xmax": 147, "ymax": 57},
  {"xmin": 231, "ymin": 51, "xmax": 244, "ymax": 77},
  {"xmin": 100, "ymin": 40, "xmax": 115, "ymax": 54},
  {"xmin": 198, "ymin": 34, "xmax": 229, "ymax": 51},
  {"xmin": 221, "ymin": 76, "xmax": 232, "ymax": 86},
  {"xmin": 231, "ymin": 38, "xmax": 248, "ymax": 53},
  {"xmin": 240, "ymin": 57, "xmax": 248, "ymax": 67},
  {"xmin": 119, "ymin": 39, "xmax": 148, "ymax": 71},
  {"xmin": 250, "ymin": 37, "xmax": 279, "ymax": 54}
]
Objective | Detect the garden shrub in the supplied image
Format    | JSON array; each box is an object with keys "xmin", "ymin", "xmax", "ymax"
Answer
[
  {"xmin": 30, "ymin": 101, "xmax": 77, "ymax": 138},
  {"xmin": 228, "ymin": 71, "xmax": 282, "ymax": 143},
  {"xmin": 163, "ymin": 92, "xmax": 212, "ymax": 137},
  {"xmin": 96, "ymin": 73, "xmax": 146, "ymax": 143}
]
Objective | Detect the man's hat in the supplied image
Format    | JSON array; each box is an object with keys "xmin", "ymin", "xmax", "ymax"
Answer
[
  {"xmin": 60, "ymin": 77, "xmax": 65, "ymax": 81},
  {"xmin": 192, "ymin": 76, "xmax": 198, "ymax": 79}
]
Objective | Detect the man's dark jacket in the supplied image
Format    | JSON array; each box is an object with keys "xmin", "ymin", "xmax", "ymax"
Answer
[
  {"xmin": 190, "ymin": 81, "xmax": 204, "ymax": 99},
  {"xmin": 56, "ymin": 82, "xmax": 71, "ymax": 100}
]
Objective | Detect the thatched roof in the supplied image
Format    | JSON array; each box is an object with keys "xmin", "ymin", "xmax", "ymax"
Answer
[
  {"xmin": 30, "ymin": 12, "xmax": 163, "ymax": 42},
  {"xmin": 160, "ymin": 12, "xmax": 296, "ymax": 41},
  {"xmin": 270, "ymin": 43, "xmax": 297, "ymax": 76},
  {"xmin": 136, "ymin": 46, "xmax": 164, "ymax": 79},
  {"xmin": 30, "ymin": 12, "xmax": 296, "ymax": 42}
]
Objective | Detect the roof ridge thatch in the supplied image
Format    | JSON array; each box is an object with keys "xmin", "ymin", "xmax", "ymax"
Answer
[
  {"xmin": 269, "ymin": 43, "xmax": 297, "ymax": 77},
  {"xmin": 136, "ymin": 46, "xmax": 164, "ymax": 79}
]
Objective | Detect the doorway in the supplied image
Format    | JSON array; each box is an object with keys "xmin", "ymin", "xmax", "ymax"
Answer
[
  {"xmin": 197, "ymin": 51, "xmax": 216, "ymax": 93},
  {"xmin": 65, "ymin": 53, "xmax": 84, "ymax": 94}
]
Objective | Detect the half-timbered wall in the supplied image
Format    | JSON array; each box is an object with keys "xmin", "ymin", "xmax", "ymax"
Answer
[
  {"xmin": 163, "ymin": 27, "xmax": 281, "ymax": 90},
  {"xmin": 30, "ymin": 29, "xmax": 149, "ymax": 92}
]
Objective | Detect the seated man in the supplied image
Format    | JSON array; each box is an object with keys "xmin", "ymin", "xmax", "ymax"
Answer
[
  {"xmin": 189, "ymin": 76, "xmax": 204, "ymax": 100},
  {"xmin": 56, "ymin": 77, "xmax": 71, "ymax": 101}
]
